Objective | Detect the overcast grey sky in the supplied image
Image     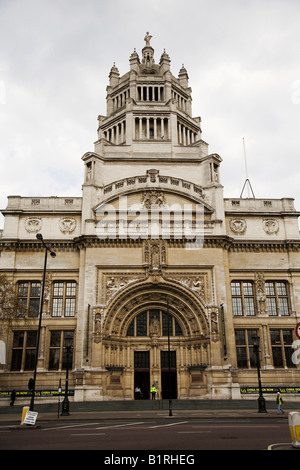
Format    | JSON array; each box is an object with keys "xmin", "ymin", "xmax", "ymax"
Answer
[{"xmin": 0, "ymin": 0, "xmax": 300, "ymax": 228}]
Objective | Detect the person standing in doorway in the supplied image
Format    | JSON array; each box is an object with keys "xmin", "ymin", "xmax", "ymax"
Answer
[
  {"xmin": 276, "ymin": 392, "xmax": 284, "ymax": 414},
  {"xmin": 151, "ymin": 385, "xmax": 157, "ymax": 400}
]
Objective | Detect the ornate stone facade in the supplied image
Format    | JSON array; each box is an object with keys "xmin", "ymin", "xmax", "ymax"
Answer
[{"xmin": 0, "ymin": 35, "xmax": 300, "ymax": 403}]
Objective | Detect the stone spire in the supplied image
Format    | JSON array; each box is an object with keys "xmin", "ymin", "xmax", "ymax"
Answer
[{"xmin": 109, "ymin": 62, "xmax": 120, "ymax": 86}]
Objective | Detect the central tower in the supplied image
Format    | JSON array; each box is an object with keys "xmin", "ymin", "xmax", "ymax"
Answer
[
  {"xmin": 77, "ymin": 34, "xmax": 225, "ymax": 401},
  {"xmin": 82, "ymin": 33, "xmax": 222, "ymax": 188}
]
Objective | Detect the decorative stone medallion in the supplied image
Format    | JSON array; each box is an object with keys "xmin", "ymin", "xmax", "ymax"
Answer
[
  {"xmin": 229, "ymin": 218, "xmax": 247, "ymax": 234},
  {"xmin": 25, "ymin": 217, "xmax": 42, "ymax": 233},
  {"xmin": 262, "ymin": 218, "xmax": 279, "ymax": 235},
  {"xmin": 59, "ymin": 217, "xmax": 76, "ymax": 234}
]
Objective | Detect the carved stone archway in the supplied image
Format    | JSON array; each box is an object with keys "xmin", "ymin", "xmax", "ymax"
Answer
[
  {"xmin": 99, "ymin": 277, "xmax": 211, "ymax": 399},
  {"xmin": 102, "ymin": 277, "xmax": 209, "ymax": 339}
]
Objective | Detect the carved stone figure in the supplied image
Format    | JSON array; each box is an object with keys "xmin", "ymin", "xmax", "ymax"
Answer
[
  {"xmin": 144, "ymin": 32, "xmax": 152, "ymax": 46},
  {"xmin": 141, "ymin": 190, "xmax": 166, "ymax": 209}
]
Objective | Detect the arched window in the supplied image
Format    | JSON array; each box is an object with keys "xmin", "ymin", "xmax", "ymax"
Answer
[{"xmin": 126, "ymin": 309, "xmax": 183, "ymax": 337}]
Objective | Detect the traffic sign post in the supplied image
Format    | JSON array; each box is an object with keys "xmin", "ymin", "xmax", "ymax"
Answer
[{"xmin": 296, "ymin": 323, "xmax": 300, "ymax": 340}]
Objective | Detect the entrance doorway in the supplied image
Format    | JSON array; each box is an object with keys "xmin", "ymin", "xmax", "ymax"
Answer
[
  {"xmin": 134, "ymin": 351, "xmax": 150, "ymax": 399},
  {"xmin": 161, "ymin": 351, "xmax": 177, "ymax": 399}
]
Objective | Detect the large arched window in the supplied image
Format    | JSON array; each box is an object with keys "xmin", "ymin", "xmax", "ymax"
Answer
[{"xmin": 126, "ymin": 309, "xmax": 183, "ymax": 337}]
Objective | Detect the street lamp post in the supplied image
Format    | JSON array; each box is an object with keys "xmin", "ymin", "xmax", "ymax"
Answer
[
  {"xmin": 252, "ymin": 334, "xmax": 267, "ymax": 413},
  {"xmin": 29, "ymin": 233, "xmax": 56, "ymax": 411},
  {"xmin": 61, "ymin": 333, "xmax": 73, "ymax": 416},
  {"xmin": 167, "ymin": 301, "xmax": 172, "ymax": 417}
]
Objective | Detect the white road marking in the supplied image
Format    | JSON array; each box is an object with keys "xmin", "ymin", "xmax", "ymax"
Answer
[
  {"xmin": 95, "ymin": 421, "xmax": 144, "ymax": 430},
  {"xmin": 149, "ymin": 421, "xmax": 188, "ymax": 429},
  {"xmin": 42, "ymin": 422, "xmax": 101, "ymax": 431}
]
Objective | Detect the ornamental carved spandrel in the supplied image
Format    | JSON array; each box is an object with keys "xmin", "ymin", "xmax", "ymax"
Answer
[
  {"xmin": 104, "ymin": 274, "xmax": 145, "ymax": 303},
  {"xmin": 167, "ymin": 274, "xmax": 209, "ymax": 303}
]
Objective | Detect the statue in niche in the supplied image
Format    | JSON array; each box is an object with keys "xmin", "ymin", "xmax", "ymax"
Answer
[
  {"xmin": 151, "ymin": 243, "xmax": 160, "ymax": 268},
  {"xmin": 42, "ymin": 274, "xmax": 52, "ymax": 315},
  {"xmin": 149, "ymin": 317, "xmax": 160, "ymax": 337},
  {"xmin": 144, "ymin": 240, "xmax": 167, "ymax": 270},
  {"xmin": 95, "ymin": 313, "xmax": 102, "ymax": 334},
  {"xmin": 255, "ymin": 272, "xmax": 266, "ymax": 315},
  {"xmin": 210, "ymin": 308, "xmax": 219, "ymax": 334}
]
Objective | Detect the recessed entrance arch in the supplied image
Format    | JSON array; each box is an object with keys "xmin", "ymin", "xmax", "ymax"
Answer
[
  {"xmin": 103, "ymin": 279, "xmax": 209, "ymax": 338},
  {"xmin": 102, "ymin": 278, "xmax": 210, "ymax": 399}
]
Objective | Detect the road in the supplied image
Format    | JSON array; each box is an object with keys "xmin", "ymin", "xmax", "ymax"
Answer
[{"xmin": 0, "ymin": 416, "xmax": 292, "ymax": 451}]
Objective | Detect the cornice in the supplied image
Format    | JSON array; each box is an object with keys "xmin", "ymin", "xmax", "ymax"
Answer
[{"xmin": 0, "ymin": 235, "xmax": 300, "ymax": 253}]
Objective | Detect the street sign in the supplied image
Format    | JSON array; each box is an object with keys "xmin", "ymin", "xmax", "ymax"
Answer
[
  {"xmin": 23, "ymin": 411, "xmax": 38, "ymax": 426},
  {"xmin": 296, "ymin": 323, "xmax": 300, "ymax": 340}
]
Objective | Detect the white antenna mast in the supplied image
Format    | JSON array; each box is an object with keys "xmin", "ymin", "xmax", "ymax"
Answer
[{"xmin": 240, "ymin": 137, "xmax": 255, "ymax": 198}]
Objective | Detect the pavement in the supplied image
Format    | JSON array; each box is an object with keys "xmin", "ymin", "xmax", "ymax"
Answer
[
  {"xmin": 1, "ymin": 399, "xmax": 299, "ymax": 450},
  {"xmin": 0, "ymin": 398, "xmax": 299, "ymax": 421}
]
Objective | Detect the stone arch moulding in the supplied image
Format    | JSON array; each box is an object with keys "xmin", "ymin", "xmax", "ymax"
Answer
[
  {"xmin": 92, "ymin": 173, "xmax": 215, "ymax": 215},
  {"xmin": 102, "ymin": 278, "xmax": 209, "ymax": 339}
]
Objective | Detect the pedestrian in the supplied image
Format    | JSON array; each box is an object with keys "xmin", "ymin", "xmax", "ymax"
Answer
[
  {"xmin": 10, "ymin": 389, "xmax": 16, "ymax": 406},
  {"xmin": 151, "ymin": 385, "xmax": 157, "ymax": 400},
  {"xmin": 276, "ymin": 391, "xmax": 284, "ymax": 414}
]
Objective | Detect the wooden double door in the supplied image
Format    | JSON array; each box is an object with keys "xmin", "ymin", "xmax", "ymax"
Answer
[{"xmin": 134, "ymin": 350, "xmax": 177, "ymax": 399}]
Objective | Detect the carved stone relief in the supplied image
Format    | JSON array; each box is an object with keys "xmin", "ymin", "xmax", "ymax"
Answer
[
  {"xmin": 255, "ymin": 272, "xmax": 266, "ymax": 315},
  {"xmin": 104, "ymin": 274, "xmax": 145, "ymax": 303},
  {"xmin": 141, "ymin": 190, "xmax": 166, "ymax": 209},
  {"xmin": 25, "ymin": 217, "xmax": 42, "ymax": 233},
  {"xmin": 143, "ymin": 239, "xmax": 167, "ymax": 268},
  {"xmin": 229, "ymin": 218, "xmax": 247, "ymax": 234},
  {"xmin": 208, "ymin": 306, "xmax": 219, "ymax": 337},
  {"xmin": 167, "ymin": 273, "xmax": 210, "ymax": 303},
  {"xmin": 93, "ymin": 307, "xmax": 105, "ymax": 343},
  {"xmin": 262, "ymin": 218, "xmax": 279, "ymax": 235},
  {"xmin": 42, "ymin": 273, "xmax": 52, "ymax": 315},
  {"xmin": 59, "ymin": 217, "xmax": 76, "ymax": 234}
]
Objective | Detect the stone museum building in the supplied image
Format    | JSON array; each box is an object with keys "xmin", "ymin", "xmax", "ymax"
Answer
[{"xmin": 0, "ymin": 34, "xmax": 300, "ymax": 403}]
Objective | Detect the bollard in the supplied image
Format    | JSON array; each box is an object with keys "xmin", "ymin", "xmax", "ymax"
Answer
[
  {"xmin": 21, "ymin": 406, "xmax": 29, "ymax": 425},
  {"xmin": 289, "ymin": 412, "xmax": 300, "ymax": 448}
]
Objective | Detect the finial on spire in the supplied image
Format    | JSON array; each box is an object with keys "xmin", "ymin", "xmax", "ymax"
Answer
[{"xmin": 144, "ymin": 32, "xmax": 152, "ymax": 47}]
